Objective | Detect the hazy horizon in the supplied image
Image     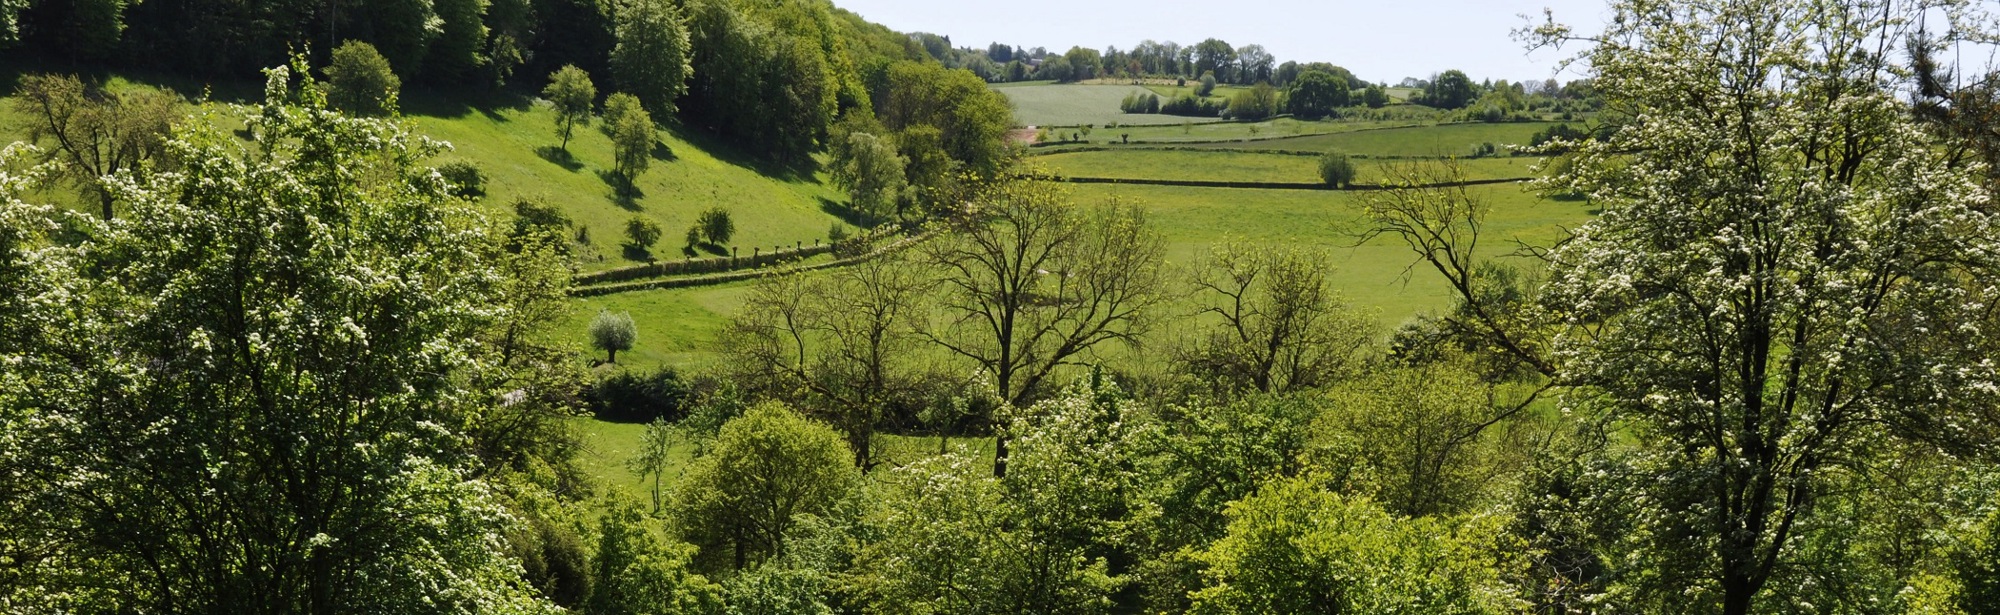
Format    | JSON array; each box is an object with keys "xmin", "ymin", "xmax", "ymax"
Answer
[{"xmin": 831, "ymin": 0, "xmax": 1610, "ymax": 85}]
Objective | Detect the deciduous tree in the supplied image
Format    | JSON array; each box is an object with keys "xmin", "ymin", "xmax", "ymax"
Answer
[{"xmin": 920, "ymin": 180, "xmax": 1165, "ymax": 476}]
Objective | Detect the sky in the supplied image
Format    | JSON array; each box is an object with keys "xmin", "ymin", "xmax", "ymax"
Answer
[{"xmin": 830, "ymin": 0, "xmax": 1612, "ymax": 85}]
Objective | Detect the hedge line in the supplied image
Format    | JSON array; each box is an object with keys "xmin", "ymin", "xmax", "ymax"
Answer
[
  {"xmin": 1024, "ymin": 175, "xmax": 1533, "ymax": 191},
  {"xmin": 571, "ymin": 231, "xmax": 934, "ymax": 297}
]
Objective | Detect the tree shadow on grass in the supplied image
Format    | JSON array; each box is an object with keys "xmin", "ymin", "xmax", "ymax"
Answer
[
  {"xmin": 622, "ymin": 244, "xmax": 656, "ymax": 262},
  {"xmin": 670, "ymin": 124, "xmax": 817, "ymax": 182},
  {"xmin": 817, "ymin": 196, "xmax": 874, "ymax": 229},
  {"xmin": 536, "ymin": 146, "xmax": 585, "ymax": 172},
  {"xmin": 598, "ymin": 170, "xmax": 644, "ymax": 210}
]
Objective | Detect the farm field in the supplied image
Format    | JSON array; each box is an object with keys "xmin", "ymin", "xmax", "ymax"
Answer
[
  {"xmin": 582, "ymin": 180, "xmax": 1589, "ymax": 372},
  {"xmin": 1178, "ymin": 121, "xmax": 1565, "ymax": 156},
  {"xmin": 995, "ymin": 83, "xmax": 1198, "ymax": 126},
  {"xmin": 1034, "ymin": 149, "xmax": 1547, "ymax": 184},
  {"xmin": 1090, "ymin": 116, "xmax": 1429, "ymax": 143}
]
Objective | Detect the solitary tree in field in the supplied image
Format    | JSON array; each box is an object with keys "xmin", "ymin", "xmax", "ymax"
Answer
[
  {"xmin": 697, "ymin": 207, "xmax": 733, "ymax": 246},
  {"xmin": 1317, "ymin": 152, "xmax": 1355, "ymax": 188},
  {"xmin": 13, "ymin": 73, "xmax": 182, "ymax": 220},
  {"xmin": 591, "ymin": 310, "xmax": 638, "ymax": 363},
  {"xmin": 325, "ymin": 41, "xmax": 401, "ymax": 117},
  {"xmin": 544, "ymin": 65, "xmax": 597, "ymax": 152},
  {"xmin": 602, "ymin": 92, "xmax": 655, "ymax": 188},
  {"xmin": 624, "ymin": 216, "xmax": 662, "ymax": 255}
]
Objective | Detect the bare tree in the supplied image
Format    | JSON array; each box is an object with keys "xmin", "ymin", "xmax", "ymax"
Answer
[
  {"xmin": 919, "ymin": 180, "xmax": 1166, "ymax": 476},
  {"xmin": 1175, "ymin": 243, "xmax": 1376, "ymax": 397}
]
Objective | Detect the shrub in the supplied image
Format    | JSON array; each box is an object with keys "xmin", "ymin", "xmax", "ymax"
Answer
[
  {"xmin": 589, "ymin": 367, "xmax": 693, "ymax": 423},
  {"xmin": 325, "ymin": 41, "xmax": 400, "ymax": 117},
  {"xmin": 435, "ymin": 160, "xmax": 485, "ymax": 199},
  {"xmin": 1197, "ymin": 72, "xmax": 1217, "ymax": 96},
  {"xmin": 1318, "ymin": 152, "xmax": 1357, "ymax": 188}
]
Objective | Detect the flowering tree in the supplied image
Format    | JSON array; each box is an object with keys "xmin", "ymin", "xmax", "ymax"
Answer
[{"xmin": 1515, "ymin": 1, "xmax": 2000, "ymax": 611}]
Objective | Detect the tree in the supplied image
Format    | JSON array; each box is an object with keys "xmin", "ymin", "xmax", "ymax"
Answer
[
  {"xmin": 1317, "ymin": 152, "xmax": 1355, "ymax": 188},
  {"xmin": 624, "ymin": 216, "xmax": 662, "ymax": 253},
  {"xmin": 1421, "ymin": 69, "xmax": 1475, "ymax": 110},
  {"xmin": 726, "ymin": 257, "xmax": 928, "ymax": 469},
  {"xmin": 325, "ymin": 41, "xmax": 402, "ymax": 116},
  {"xmin": 669, "ymin": 402, "xmax": 858, "ymax": 572},
  {"xmin": 856, "ymin": 382, "xmax": 1137, "ymax": 614},
  {"xmin": 1225, "ymin": 82, "xmax": 1279, "ymax": 121},
  {"xmin": 590, "ymin": 502, "xmax": 724, "ymax": 615},
  {"xmin": 544, "ymin": 65, "xmax": 597, "ymax": 152},
  {"xmin": 1192, "ymin": 38, "xmax": 1235, "ymax": 82},
  {"xmin": 1196, "ymin": 72, "xmax": 1218, "ymax": 96},
  {"xmin": 1062, "ymin": 46, "xmax": 1101, "ymax": 81},
  {"xmin": 1175, "ymin": 244, "xmax": 1375, "ymax": 397},
  {"xmin": 630, "ymin": 419, "xmax": 675, "ymax": 512},
  {"xmin": 1314, "ymin": 363, "xmax": 1530, "ymax": 517},
  {"xmin": 696, "ymin": 206, "xmax": 733, "ymax": 246},
  {"xmin": 920, "ymin": 180, "xmax": 1166, "ymax": 476},
  {"xmin": 1504, "ymin": 3, "xmax": 2000, "ymax": 611},
  {"xmin": 602, "ymin": 92, "xmax": 654, "ymax": 186},
  {"xmin": 1362, "ymin": 84, "xmax": 1389, "ymax": 108},
  {"xmin": 1037, "ymin": 54, "xmax": 1074, "ymax": 82},
  {"xmin": 872, "ymin": 60, "xmax": 1015, "ymax": 179},
  {"xmin": 609, "ymin": 0, "xmax": 692, "ymax": 116},
  {"xmin": 0, "ymin": 62, "xmax": 554, "ymax": 613},
  {"xmin": 1188, "ymin": 477, "xmax": 1519, "ymax": 614},
  {"xmin": 425, "ymin": 0, "xmax": 491, "ymax": 83},
  {"xmin": 591, "ymin": 309, "xmax": 638, "ymax": 363},
  {"xmin": 1285, "ymin": 70, "xmax": 1348, "ymax": 119},
  {"xmin": 831, "ymin": 131, "xmax": 910, "ymax": 224},
  {"xmin": 12, "ymin": 73, "xmax": 182, "ymax": 220},
  {"xmin": 1233, "ymin": 44, "xmax": 1273, "ymax": 85},
  {"xmin": 19, "ymin": 0, "xmax": 133, "ymax": 61}
]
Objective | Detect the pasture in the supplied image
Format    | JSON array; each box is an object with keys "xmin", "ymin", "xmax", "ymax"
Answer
[
  {"xmin": 1175, "ymin": 121, "xmax": 1564, "ymax": 156},
  {"xmin": 406, "ymin": 97, "xmax": 849, "ymax": 272},
  {"xmin": 1034, "ymin": 149, "xmax": 1546, "ymax": 184},
  {"xmin": 996, "ymin": 83, "xmax": 1205, "ymax": 126}
]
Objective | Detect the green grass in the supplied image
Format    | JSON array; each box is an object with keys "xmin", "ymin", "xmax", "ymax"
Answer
[
  {"xmin": 574, "ymin": 415, "xmax": 996, "ymax": 498},
  {"xmin": 572, "ymin": 418, "xmax": 696, "ymax": 502},
  {"xmin": 404, "ymin": 96, "xmax": 850, "ymax": 273},
  {"xmin": 1033, "ymin": 149, "xmax": 1546, "ymax": 184},
  {"xmin": 1089, "ymin": 116, "xmax": 1423, "ymax": 144},
  {"xmin": 1068, "ymin": 183, "xmax": 1589, "ymax": 326},
  {"xmin": 996, "ymin": 83, "xmax": 1198, "ymax": 127},
  {"xmin": 567, "ymin": 281, "xmax": 755, "ymax": 370},
  {"xmin": 1178, "ymin": 122, "xmax": 1563, "ymax": 157}
]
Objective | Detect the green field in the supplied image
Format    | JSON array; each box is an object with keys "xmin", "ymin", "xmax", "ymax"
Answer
[
  {"xmin": 1071, "ymin": 183, "xmax": 1586, "ymax": 324},
  {"xmin": 1086, "ymin": 116, "xmax": 1424, "ymax": 144},
  {"xmin": 1034, "ymin": 149, "xmax": 1546, "ymax": 184},
  {"xmin": 1178, "ymin": 122, "xmax": 1563, "ymax": 157},
  {"xmin": 996, "ymin": 83, "xmax": 1203, "ymax": 127},
  {"xmin": 404, "ymin": 96, "xmax": 849, "ymax": 272}
]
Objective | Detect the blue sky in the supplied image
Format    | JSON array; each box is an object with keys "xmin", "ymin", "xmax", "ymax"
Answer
[{"xmin": 831, "ymin": 0, "xmax": 1610, "ymax": 85}]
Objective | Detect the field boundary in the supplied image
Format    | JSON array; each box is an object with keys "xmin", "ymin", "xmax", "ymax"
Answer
[
  {"xmin": 1027, "ymin": 174, "xmax": 1533, "ymax": 192},
  {"xmin": 571, "ymin": 231, "xmax": 934, "ymax": 297}
]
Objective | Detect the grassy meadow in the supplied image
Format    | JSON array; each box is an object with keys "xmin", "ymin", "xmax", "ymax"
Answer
[
  {"xmin": 1178, "ymin": 121, "xmax": 1563, "ymax": 156},
  {"xmin": 995, "ymin": 83, "xmax": 1197, "ymax": 126},
  {"xmin": 1034, "ymin": 149, "xmax": 1546, "ymax": 184},
  {"xmin": 403, "ymin": 94, "xmax": 850, "ymax": 272}
]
